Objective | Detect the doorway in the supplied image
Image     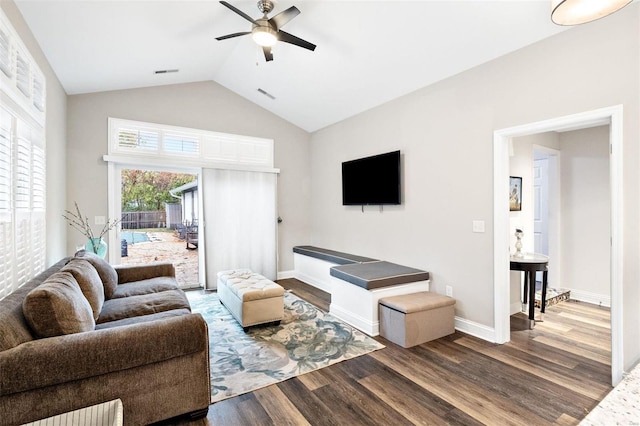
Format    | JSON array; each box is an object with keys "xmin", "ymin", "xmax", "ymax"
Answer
[
  {"xmin": 107, "ymin": 164, "xmax": 204, "ymax": 289},
  {"xmin": 493, "ymin": 105, "xmax": 623, "ymax": 386}
]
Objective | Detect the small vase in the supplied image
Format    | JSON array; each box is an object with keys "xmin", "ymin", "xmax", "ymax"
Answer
[
  {"xmin": 514, "ymin": 229, "xmax": 524, "ymax": 258},
  {"xmin": 85, "ymin": 238, "xmax": 108, "ymax": 259}
]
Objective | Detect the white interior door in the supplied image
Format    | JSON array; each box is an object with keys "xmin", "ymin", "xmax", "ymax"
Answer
[{"xmin": 533, "ymin": 156, "xmax": 549, "ymax": 256}]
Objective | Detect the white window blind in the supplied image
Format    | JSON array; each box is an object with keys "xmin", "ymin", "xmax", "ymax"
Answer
[
  {"xmin": 15, "ymin": 50, "xmax": 30, "ymax": 98},
  {"xmin": 0, "ymin": 10, "xmax": 46, "ymax": 300},
  {"xmin": 32, "ymin": 75, "xmax": 44, "ymax": 112},
  {"xmin": 117, "ymin": 127, "xmax": 160, "ymax": 151},
  {"xmin": 1, "ymin": 9, "xmax": 45, "ymax": 126},
  {"xmin": 0, "ymin": 221, "xmax": 13, "ymax": 299},
  {"xmin": 0, "ymin": 26, "xmax": 11, "ymax": 78},
  {"xmin": 108, "ymin": 118, "xmax": 274, "ymax": 170},
  {"xmin": 15, "ymin": 125, "xmax": 31, "ymax": 210},
  {"xmin": 0, "ymin": 108, "xmax": 11, "ymax": 213},
  {"xmin": 163, "ymin": 131, "xmax": 199, "ymax": 155}
]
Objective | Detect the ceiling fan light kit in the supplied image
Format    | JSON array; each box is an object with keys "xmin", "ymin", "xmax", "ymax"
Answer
[
  {"xmin": 551, "ymin": 0, "xmax": 632, "ymax": 25},
  {"xmin": 252, "ymin": 24, "xmax": 277, "ymax": 47},
  {"xmin": 216, "ymin": 0, "xmax": 316, "ymax": 62}
]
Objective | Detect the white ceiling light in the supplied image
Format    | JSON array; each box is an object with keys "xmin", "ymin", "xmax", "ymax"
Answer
[
  {"xmin": 551, "ymin": 0, "xmax": 632, "ymax": 25},
  {"xmin": 252, "ymin": 24, "xmax": 277, "ymax": 47}
]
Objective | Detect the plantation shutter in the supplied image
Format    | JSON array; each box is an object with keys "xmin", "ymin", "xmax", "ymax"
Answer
[
  {"xmin": 0, "ymin": 26, "xmax": 11, "ymax": 78},
  {"xmin": 32, "ymin": 74, "xmax": 44, "ymax": 112},
  {"xmin": 15, "ymin": 50, "xmax": 30, "ymax": 98},
  {"xmin": 14, "ymin": 122, "xmax": 32, "ymax": 287},
  {"xmin": 0, "ymin": 9, "xmax": 46, "ymax": 300},
  {"xmin": 0, "ymin": 107, "xmax": 13, "ymax": 299},
  {"xmin": 117, "ymin": 127, "xmax": 160, "ymax": 151},
  {"xmin": 163, "ymin": 131, "xmax": 199, "ymax": 155}
]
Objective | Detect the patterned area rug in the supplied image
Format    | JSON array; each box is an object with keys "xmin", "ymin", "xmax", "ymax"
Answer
[
  {"xmin": 534, "ymin": 286, "xmax": 571, "ymax": 308},
  {"xmin": 189, "ymin": 291, "xmax": 385, "ymax": 403}
]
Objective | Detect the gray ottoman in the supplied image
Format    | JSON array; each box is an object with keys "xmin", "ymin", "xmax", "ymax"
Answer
[{"xmin": 379, "ymin": 291, "xmax": 455, "ymax": 348}]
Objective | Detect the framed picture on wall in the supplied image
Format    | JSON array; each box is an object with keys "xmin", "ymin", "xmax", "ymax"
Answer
[{"xmin": 509, "ymin": 176, "xmax": 522, "ymax": 211}]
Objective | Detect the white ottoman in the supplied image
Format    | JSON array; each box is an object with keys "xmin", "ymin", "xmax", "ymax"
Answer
[{"xmin": 217, "ymin": 269, "xmax": 284, "ymax": 330}]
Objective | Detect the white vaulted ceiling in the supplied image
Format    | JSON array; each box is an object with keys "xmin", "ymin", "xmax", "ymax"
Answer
[{"xmin": 15, "ymin": 1, "xmax": 568, "ymax": 132}]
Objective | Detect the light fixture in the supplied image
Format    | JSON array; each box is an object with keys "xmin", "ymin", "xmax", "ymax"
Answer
[
  {"xmin": 551, "ymin": 0, "xmax": 632, "ymax": 25},
  {"xmin": 252, "ymin": 25, "xmax": 277, "ymax": 47}
]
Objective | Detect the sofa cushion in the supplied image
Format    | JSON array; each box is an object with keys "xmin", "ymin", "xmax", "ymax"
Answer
[
  {"xmin": 0, "ymin": 258, "xmax": 71, "ymax": 352},
  {"xmin": 97, "ymin": 289, "xmax": 191, "ymax": 324},
  {"xmin": 75, "ymin": 250, "xmax": 118, "ymax": 299},
  {"xmin": 111, "ymin": 276, "xmax": 179, "ymax": 299},
  {"xmin": 61, "ymin": 258, "xmax": 104, "ymax": 320},
  {"xmin": 22, "ymin": 271, "xmax": 95, "ymax": 338},
  {"xmin": 94, "ymin": 308, "xmax": 191, "ymax": 330}
]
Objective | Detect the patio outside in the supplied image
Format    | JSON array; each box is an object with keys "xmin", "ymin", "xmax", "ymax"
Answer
[
  {"xmin": 119, "ymin": 169, "xmax": 199, "ymax": 288},
  {"xmin": 119, "ymin": 228, "xmax": 199, "ymax": 287}
]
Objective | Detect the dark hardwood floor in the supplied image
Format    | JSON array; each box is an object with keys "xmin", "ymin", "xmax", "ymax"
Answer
[{"xmin": 174, "ymin": 279, "xmax": 612, "ymax": 425}]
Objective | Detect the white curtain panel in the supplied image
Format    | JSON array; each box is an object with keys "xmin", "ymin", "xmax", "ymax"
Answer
[{"xmin": 203, "ymin": 168, "xmax": 277, "ymax": 288}]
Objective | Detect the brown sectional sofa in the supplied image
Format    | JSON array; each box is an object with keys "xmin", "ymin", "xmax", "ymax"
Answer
[{"xmin": 0, "ymin": 251, "xmax": 211, "ymax": 425}]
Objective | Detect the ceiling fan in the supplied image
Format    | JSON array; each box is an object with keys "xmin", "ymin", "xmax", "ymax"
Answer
[{"xmin": 215, "ymin": 0, "xmax": 316, "ymax": 62}]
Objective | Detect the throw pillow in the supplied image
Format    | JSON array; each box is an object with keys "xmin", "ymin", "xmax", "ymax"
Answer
[
  {"xmin": 61, "ymin": 258, "xmax": 105, "ymax": 320},
  {"xmin": 74, "ymin": 249, "xmax": 118, "ymax": 299},
  {"xmin": 23, "ymin": 271, "xmax": 95, "ymax": 338}
]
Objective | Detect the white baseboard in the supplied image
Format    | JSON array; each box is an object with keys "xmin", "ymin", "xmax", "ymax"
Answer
[
  {"xmin": 293, "ymin": 271, "xmax": 332, "ymax": 293},
  {"xmin": 455, "ymin": 317, "xmax": 497, "ymax": 343},
  {"xmin": 569, "ymin": 288, "xmax": 611, "ymax": 308},
  {"xmin": 510, "ymin": 301, "xmax": 523, "ymax": 316},
  {"xmin": 277, "ymin": 270, "xmax": 294, "ymax": 280},
  {"xmin": 330, "ymin": 303, "xmax": 379, "ymax": 336}
]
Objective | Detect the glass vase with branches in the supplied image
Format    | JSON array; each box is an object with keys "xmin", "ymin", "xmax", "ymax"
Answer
[{"xmin": 63, "ymin": 202, "xmax": 121, "ymax": 254}]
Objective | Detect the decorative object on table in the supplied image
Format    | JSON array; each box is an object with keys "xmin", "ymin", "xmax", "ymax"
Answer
[
  {"xmin": 509, "ymin": 176, "xmax": 522, "ymax": 211},
  {"xmin": 514, "ymin": 228, "xmax": 524, "ymax": 258},
  {"xmin": 189, "ymin": 290, "xmax": 384, "ymax": 403},
  {"xmin": 63, "ymin": 202, "xmax": 121, "ymax": 258}
]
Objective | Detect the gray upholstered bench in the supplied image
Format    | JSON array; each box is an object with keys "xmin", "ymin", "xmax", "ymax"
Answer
[
  {"xmin": 217, "ymin": 269, "xmax": 284, "ymax": 331},
  {"xmin": 293, "ymin": 246, "xmax": 432, "ymax": 336},
  {"xmin": 293, "ymin": 245, "xmax": 378, "ymax": 265},
  {"xmin": 329, "ymin": 261, "xmax": 430, "ymax": 290},
  {"xmin": 379, "ymin": 291, "xmax": 455, "ymax": 348}
]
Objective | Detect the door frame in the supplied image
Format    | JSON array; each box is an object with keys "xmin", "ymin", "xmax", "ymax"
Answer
[{"xmin": 493, "ymin": 105, "xmax": 623, "ymax": 386}]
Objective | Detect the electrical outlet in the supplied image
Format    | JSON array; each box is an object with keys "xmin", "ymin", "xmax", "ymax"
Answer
[
  {"xmin": 446, "ymin": 285, "xmax": 453, "ymax": 297},
  {"xmin": 95, "ymin": 216, "xmax": 106, "ymax": 225}
]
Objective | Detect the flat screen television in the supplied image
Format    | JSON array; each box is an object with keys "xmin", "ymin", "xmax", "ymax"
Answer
[{"xmin": 342, "ymin": 150, "xmax": 401, "ymax": 205}]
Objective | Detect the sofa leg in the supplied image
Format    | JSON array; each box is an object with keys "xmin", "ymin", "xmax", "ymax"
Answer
[{"xmin": 188, "ymin": 407, "xmax": 209, "ymax": 420}]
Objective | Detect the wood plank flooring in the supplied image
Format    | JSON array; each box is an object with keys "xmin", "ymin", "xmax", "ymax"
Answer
[{"xmin": 170, "ymin": 279, "xmax": 612, "ymax": 426}]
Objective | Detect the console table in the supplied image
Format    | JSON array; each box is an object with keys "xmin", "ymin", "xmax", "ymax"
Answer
[{"xmin": 510, "ymin": 253, "xmax": 549, "ymax": 327}]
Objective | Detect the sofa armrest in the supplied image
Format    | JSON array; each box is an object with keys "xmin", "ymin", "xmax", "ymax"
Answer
[
  {"xmin": 114, "ymin": 262, "xmax": 175, "ymax": 284},
  {"xmin": 0, "ymin": 313, "xmax": 208, "ymax": 396}
]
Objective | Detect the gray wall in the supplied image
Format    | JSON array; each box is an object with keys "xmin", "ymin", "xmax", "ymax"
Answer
[
  {"xmin": 560, "ymin": 126, "xmax": 610, "ymax": 303},
  {"xmin": 1, "ymin": 0, "xmax": 68, "ymax": 265},
  {"xmin": 66, "ymin": 81, "xmax": 311, "ymax": 273},
  {"xmin": 309, "ymin": 5, "xmax": 639, "ymax": 369}
]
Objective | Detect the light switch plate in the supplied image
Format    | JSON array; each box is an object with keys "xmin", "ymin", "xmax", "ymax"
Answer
[
  {"xmin": 472, "ymin": 220, "xmax": 485, "ymax": 233},
  {"xmin": 95, "ymin": 216, "xmax": 106, "ymax": 225}
]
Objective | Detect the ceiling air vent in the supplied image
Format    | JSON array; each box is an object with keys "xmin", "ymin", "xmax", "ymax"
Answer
[
  {"xmin": 257, "ymin": 88, "xmax": 275, "ymax": 100},
  {"xmin": 154, "ymin": 69, "xmax": 179, "ymax": 74}
]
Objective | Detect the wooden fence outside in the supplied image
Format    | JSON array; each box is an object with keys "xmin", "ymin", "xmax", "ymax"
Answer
[{"xmin": 121, "ymin": 210, "xmax": 166, "ymax": 229}]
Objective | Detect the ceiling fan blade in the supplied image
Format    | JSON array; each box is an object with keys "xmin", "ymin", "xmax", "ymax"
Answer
[
  {"xmin": 268, "ymin": 6, "xmax": 300, "ymax": 30},
  {"xmin": 219, "ymin": 1, "xmax": 257, "ymax": 24},
  {"xmin": 263, "ymin": 46, "xmax": 274, "ymax": 62},
  {"xmin": 215, "ymin": 31, "xmax": 251, "ymax": 41},
  {"xmin": 277, "ymin": 31, "xmax": 316, "ymax": 51}
]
